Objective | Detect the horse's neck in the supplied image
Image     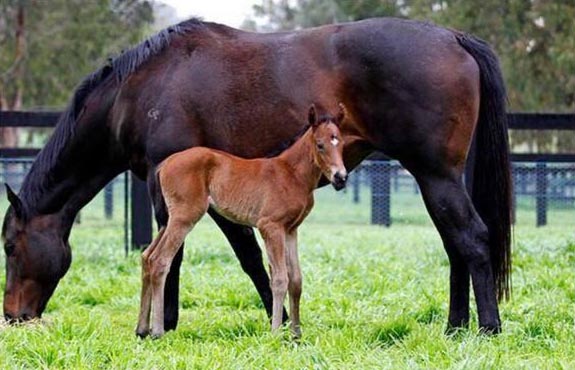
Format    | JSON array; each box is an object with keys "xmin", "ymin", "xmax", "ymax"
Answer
[
  {"xmin": 19, "ymin": 124, "xmax": 124, "ymax": 232},
  {"xmin": 277, "ymin": 130, "xmax": 321, "ymax": 191}
]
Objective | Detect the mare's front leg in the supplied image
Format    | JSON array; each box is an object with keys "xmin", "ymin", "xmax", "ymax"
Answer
[
  {"xmin": 209, "ymin": 209, "xmax": 287, "ymax": 322},
  {"xmin": 136, "ymin": 228, "xmax": 166, "ymax": 338},
  {"xmin": 258, "ymin": 222, "xmax": 289, "ymax": 332},
  {"xmin": 286, "ymin": 230, "xmax": 302, "ymax": 339}
]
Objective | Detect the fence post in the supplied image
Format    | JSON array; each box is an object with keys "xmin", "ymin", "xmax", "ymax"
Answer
[
  {"xmin": 536, "ymin": 162, "xmax": 547, "ymax": 227},
  {"xmin": 104, "ymin": 181, "xmax": 113, "ymax": 219},
  {"xmin": 352, "ymin": 168, "xmax": 360, "ymax": 203},
  {"xmin": 124, "ymin": 172, "xmax": 129, "ymax": 256},
  {"xmin": 131, "ymin": 174, "xmax": 153, "ymax": 250},
  {"xmin": 370, "ymin": 161, "xmax": 391, "ymax": 226}
]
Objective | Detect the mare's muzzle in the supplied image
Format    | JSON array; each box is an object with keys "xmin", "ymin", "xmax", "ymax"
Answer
[{"xmin": 332, "ymin": 172, "xmax": 348, "ymax": 191}]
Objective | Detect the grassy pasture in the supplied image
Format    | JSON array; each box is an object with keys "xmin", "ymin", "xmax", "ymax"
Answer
[{"xmin": 0, "ymin": 185, "xmax": 574, "ymax": 369}]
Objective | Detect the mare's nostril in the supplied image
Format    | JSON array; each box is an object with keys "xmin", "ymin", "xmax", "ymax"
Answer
[{"xmin": 4, "ymin": 313, "xmax": 16, "ymax": 324}]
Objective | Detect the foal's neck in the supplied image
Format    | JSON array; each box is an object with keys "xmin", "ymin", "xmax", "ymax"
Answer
[{"xmin": 277, "ymin": 128, "xmax": 321, "ymax": 191}]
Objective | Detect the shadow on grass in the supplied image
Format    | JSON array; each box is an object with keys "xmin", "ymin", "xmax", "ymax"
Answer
[
  {"xmin": 174, "ymin": 317, "xmax": 265, "ymax": 342},
  {"xmin": 414, "ymin": 304, "xmax": 443, "ymax": 325},
  {"xmin": 370, "ymin": 320, "xmax": 412, "ymax": 347}
]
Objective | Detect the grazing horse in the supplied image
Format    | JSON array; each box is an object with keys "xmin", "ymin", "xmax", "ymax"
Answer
[
  {"xmin": 137, "ymin": 105, "xmax": 347, "ymax": 339},
  {"xmin": 2, "ymin": 17, "xmax": 511, "ymax": 334}
]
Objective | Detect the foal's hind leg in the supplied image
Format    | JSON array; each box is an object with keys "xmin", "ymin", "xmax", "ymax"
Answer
[
  {"xmin": 136, "ymin": 227, "xmax": 166, "ymax": 338},
  {"xmin": 286, "ymin": 230, "xmax": 302, "ymax": 338},
  {"xmin": 148, "ymin": 171, "xmax": 182, "ymax": 332},
  {"xmin": 416, "ymin": 172, "xmax": 501, "ymax": 333},
  {"xmin": 148, "ymin": 218, "xmax": 196, "ymax": 338}
]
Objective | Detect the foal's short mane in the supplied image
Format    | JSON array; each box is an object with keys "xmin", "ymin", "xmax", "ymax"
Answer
[
  {"xmin": 18, "ymin": 18, "xmax": 207, "ymax": 214},
  {"xmin": 265, "ymin": 115, "xmax": 336, "ymax": 158}
]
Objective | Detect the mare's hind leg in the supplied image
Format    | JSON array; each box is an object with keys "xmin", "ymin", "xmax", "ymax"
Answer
[
  {"xmin": 286, "ymin": 230, "xmax": 302, "ymax": 339},
  {"xmin": 209, "ymin": 209, "xmax": 288, "ymax": 322},
  {"xmin": 415, "ymin": 172, "xmax": 501, "ymax": 333},
  {"xmin": 136, "ymin": 227, "xmax": 166, "ymax": 338}
]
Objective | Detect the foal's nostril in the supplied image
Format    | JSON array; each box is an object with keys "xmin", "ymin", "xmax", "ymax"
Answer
[{"xmin": 334, "ymin": 172, "xmax": 347, "ymax": 184}]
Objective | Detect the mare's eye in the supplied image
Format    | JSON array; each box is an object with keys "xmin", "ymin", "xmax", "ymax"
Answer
[
  {"xmin": 5, "ymin": 243, "xmax": 15, "ymax": 256},
  {"xmin": 316, "ymin": 143, "xmax": 325, "ymax": 151}
]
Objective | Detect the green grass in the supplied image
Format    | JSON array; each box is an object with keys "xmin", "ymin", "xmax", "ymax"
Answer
[{"xmin": 0, "ymin": 186, "xmax": 574, "ymax": 369}]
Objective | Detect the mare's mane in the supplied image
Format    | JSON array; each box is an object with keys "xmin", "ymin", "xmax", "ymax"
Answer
[{"xmin": 18, "ymin": 18, "xmax": 206, "ymax": 214}]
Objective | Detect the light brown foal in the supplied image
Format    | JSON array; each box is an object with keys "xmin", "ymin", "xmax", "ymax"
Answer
[{"xmin": 136, "ymin": 104, "xmax": 348, "ymax": 339}]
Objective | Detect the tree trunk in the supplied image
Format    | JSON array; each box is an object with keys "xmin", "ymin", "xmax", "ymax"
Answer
[{"xmin": 1, "ymin": 3, "xmax": 26, "ymax": 191}]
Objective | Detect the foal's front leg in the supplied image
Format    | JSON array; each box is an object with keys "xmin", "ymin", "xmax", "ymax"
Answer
[
  {"xmin": 286, "ymin": 230, "xmax": 302, "ymax": 339},
  {"xmin": 259, "ymin": 222, "xmax": 288, "ymax": 333}
]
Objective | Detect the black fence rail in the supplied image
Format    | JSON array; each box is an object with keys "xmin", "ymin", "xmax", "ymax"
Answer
[
  {"xmin": 362, "ymin": 161, "xmax": 575, "ymax": 227},
  {"xmin": 1, "ymin": 111, "xmax": 574, "ymax": 249}
]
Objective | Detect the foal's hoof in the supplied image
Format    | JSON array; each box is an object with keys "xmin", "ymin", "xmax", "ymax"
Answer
[
  {"xmin": 136, "ymin": 328, "xmax": 150, "ymax": 339},
  {"xmin": 150, "ymin": 330, "xmax": 165, "ymax": 340}
]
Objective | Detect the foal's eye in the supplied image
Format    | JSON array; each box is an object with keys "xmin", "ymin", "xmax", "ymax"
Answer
[{"xmin": 316, "ymin": 143, "xmax": 325, "ymax": 151}]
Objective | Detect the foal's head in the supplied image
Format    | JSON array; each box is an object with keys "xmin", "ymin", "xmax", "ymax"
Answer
[{"xmin": 308, "ymin": 104, "xmax": 347, "ymax": 191}]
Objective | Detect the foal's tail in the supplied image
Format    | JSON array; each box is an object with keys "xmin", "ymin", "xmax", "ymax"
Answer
[
  {"xmin": 456, "ymin": 33, "xmax": 513, "ymax": 301},
  {"xmin": 148, "ymin": 164, "xmax": 169, "ymax": 225}
]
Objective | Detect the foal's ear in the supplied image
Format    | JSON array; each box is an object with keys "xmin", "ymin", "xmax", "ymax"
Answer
[
  {"xmin": 5, "ymin": 184, "xmax": 25, "ymax": 220},
  {"xmin": 308, "ymin": 104, "xmax": 319, "ymax": 128},
  {"xmin": 335, "ymin": 103, "xmax": 346, "ymax": 126}
]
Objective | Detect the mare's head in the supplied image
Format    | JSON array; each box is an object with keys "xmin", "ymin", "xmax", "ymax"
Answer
[
  {"xmin": 2, "ymin": 185, "xmax": 71, "ymax": 323},
  {"xmin": 308, "ymin": 104, "xmax": 348, "ymax": 191}
]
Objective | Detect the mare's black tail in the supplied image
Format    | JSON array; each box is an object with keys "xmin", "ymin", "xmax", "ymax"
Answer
[{"xmin": 456, "ymin": 33, "xmax": 513, "ymax": 301}]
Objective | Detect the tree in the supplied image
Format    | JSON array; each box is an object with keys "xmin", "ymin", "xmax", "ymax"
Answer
[{"xmin": 0, "ymin": 0, "xmax": 154, "ymax": 147}]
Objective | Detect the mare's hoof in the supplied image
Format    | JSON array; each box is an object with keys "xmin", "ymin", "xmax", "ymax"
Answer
[
  {"xmin": 445, "ymin": 324, "xmax": 468, "ymax": 337},
  {"xmin": 291, "ymin": 326, "xmax": 302, "ymax": 341},
  {"xmin": 479, "ymin": 324, "xmax": 501, "ymax": 335}
]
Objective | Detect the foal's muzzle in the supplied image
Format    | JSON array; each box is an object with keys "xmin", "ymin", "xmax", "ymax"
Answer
[{"xmin": 332, "ymin": 172, "xmax": 348, "ymax": 191}]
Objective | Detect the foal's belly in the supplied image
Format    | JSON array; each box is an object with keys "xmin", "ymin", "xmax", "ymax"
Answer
[{"xmin": 208, "ymin": 195, "xmax": 257, "ymax": 227}]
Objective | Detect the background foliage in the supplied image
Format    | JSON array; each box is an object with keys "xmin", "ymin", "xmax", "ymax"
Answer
[{"xmin": 0, "ymin": 0, "xmax": 154, "ymax": 110}]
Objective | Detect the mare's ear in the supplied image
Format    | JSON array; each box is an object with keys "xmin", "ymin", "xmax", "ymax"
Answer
[
  {"xmin": 336, "ymin": 103, "xmax": 346, "ymax": 126},
  {"xmin": 308, "ymin": 104, "xmax": 319, "ymax": 128},
  {"xmin": 5, "ymin": 184, "xmax": 25, "ymax": 220}
]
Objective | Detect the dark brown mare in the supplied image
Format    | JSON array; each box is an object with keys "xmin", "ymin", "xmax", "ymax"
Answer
[
  {"xmin": 2, "ymin": 17, "xmax": 511, "ymax": 333},
  {"xmin": 137, "ymin": 105, "xmax": 347, "ymax": 339}
]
